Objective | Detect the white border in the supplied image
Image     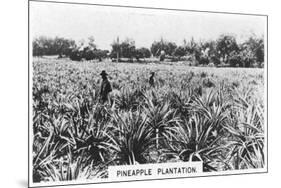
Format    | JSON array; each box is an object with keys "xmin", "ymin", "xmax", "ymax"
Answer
[{"xmin": 28, "ymin": 1, "xmax": 268, "ymax": 187}]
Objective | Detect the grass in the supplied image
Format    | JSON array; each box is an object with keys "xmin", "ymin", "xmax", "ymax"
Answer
[{"xmin": 32, "ymin": 57, "xmax": 265, "ymax": 182}]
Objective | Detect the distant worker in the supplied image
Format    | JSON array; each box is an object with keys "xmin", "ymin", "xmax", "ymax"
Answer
[
  {"xmin": 149, "ymin": 72, "xmax": 155, "ymax": 87},
  {"xmin": 160, "ymin": 50, "xmax": 165, "ymax": 61},
  {"xmin": 99, "ymin": 70, "xmax": 112, "ymax": 103}
]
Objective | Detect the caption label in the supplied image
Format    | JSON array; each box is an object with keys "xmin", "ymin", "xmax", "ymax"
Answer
[{"xmin": 108, "ymin": 162, "xmax": 203, "ymax": 180}]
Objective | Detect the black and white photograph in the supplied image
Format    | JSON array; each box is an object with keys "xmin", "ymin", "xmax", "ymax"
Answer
[{"xmin": 29, "ymin": 0, "xmax": 267, "ymax": 187}]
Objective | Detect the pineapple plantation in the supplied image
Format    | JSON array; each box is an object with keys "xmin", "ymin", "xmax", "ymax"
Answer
[{"xmin": 32, "ymin": 58, "xmax": 265, "ymax": 183}]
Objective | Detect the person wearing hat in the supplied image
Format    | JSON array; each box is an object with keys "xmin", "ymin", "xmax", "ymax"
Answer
[
  {"xmin": 99, "ymin": 70, "xmax": 112, "ymax": 103},
  {"xmin": 149, "ymin": 72, "xmax": 155, "ymax": 87}
]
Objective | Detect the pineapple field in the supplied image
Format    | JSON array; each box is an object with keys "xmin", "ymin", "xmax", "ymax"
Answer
[{"xmin": 32, "ymin": 58, "xmax": 265, "ymax": 183}]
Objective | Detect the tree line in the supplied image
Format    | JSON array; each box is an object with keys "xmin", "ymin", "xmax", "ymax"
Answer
[{"xmin": 32, "ymin": 34, "xmax": 264, "ymax": 67}]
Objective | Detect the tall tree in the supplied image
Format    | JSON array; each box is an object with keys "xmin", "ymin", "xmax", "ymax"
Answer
[
  {"xmin": 216, "ymin": 34, "xmax": 239, "ymax": 64},
  {"xmin": 32, "ymin": 36, "xmax": 75, "ymax": 57},
  {"xmin": 173, "ymin": 46, "xmax": 186, "ymax": 59},
  {"xmin": 135, "ymin": 47, "xmax": 151, "ymax": 61},
  {"xmin": 110, "ymin": 38, "xmax": 136, "ymax": 61},
  {"xmin": 243, "ymin": 35, "xmax": 264, "ymax": 67},
  {"xmin": 150, "ymin": 38, "xmax": 177, "ymax": 59}
]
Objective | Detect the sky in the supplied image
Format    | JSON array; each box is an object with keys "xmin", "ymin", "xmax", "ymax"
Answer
[{"xmin": 30, "ymin": 1, "xmax": 266, "ymax": 50}]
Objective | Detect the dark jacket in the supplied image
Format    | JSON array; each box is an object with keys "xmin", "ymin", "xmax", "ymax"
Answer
[
  {"xmin": 100, "ymin": 78, "xmax": 112, "ymax": 102},
  {"xmin": 149, "ymin": 75, "xmax": 155, "ymax": 87}
]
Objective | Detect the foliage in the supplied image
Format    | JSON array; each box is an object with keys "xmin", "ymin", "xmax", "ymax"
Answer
[
  {"xmin": 33, "ymin": 36, "xmax": 76, "ymax": 57},
  {"xmin": 69, "ymin": 49, "xmax": 83, "ymax": 61},
  {"xmin": 82, "ymin": 48, "xmax": 109, "ymax": 61},
  {"xmin": 173, "ymin": 46, "xmax": 186, "ymax": 59},
  {"xmin": 32, "ymin": 58, "xmax": 265, "ymax": 182},
  {"xmin": 216, "ymin": 34, "xmax": 239, "ymax": 63},
  {"xmin": 135, "ymin": 47, "xmax": 151, "ymax": 61},
  {"xmin": 33, "ymin": 34, "xmax": 265, "ymax": 67},
  {"xmin": 109, "ymin": 110, "xmax": 154, "ymax": 164},
  {"xmin": 185, "ymin": 37, "xmax": 198, "ymax": 55},
  {"xmin": 241, "ymin": 36, "xmax": 264, "ymax": 67},
  {"xmin": 110, "ymin": 38, "xmax": 136, "ymax": 60},
  {"xmin": 150, "ymin": 38, "xmax": 177, "ymax": 57}
]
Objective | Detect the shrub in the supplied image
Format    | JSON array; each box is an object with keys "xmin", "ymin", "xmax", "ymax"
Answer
[
  {"xmin": 135, "ymin": 47, "xmax": 151, "ymax": 61},
  {"xmin": 69, "ymin": 49, "xmax": 83, "ymax": 61},
  {"xmin": 229, "ymin": 54, "xmax": 242, "ymax": 67},
  {"xmin": 151, "ymin": 39, "xmax": 177, "ymax": 57}
]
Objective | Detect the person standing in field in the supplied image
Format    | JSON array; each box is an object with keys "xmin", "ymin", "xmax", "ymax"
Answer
[
  {"xmin": 149, "ymin": 72, "xmax": 155, "ymax": 87},
  {"xmin": 99, "ymin": 70, "xmax": 112, "ymax": 103}
]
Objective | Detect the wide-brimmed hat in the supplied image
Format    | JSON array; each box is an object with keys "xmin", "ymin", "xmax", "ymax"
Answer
[{"xmin": 100, "ymin": 70, "xmax": 108, "ymax": 76}]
